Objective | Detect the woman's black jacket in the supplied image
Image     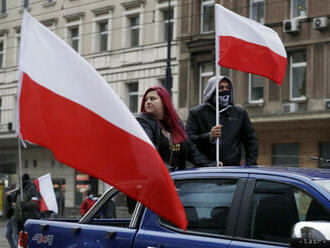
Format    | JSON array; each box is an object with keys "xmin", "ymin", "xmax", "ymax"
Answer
[{"xmin": 136, "ymin": 113, "xmax": 213, "ymax": 170}]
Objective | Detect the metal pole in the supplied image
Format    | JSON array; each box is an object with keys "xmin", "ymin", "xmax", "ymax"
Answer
[{"xmin": 165, "ymin": 0, "xmax": 172, "ymax": 95}]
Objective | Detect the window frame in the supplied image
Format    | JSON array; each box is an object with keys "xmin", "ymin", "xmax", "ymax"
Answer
[
  {"xmin": 163, "ymin": 7, "xmax": 174, "ymax": 42},
  {"xmin": 291, "ymin": 0, "xmax": 308, "ymax": 19},
  {"xmin": 248, "ymin": 74, "xmax": 264, "ymax": 104},
  {"xmin": 199, "ymin": 62, "xmax": 214, "ymax": 105},
  {"xmin": 1, "ymin": 0, "xmax": 6, "ymax": 14},
  {"xmin": 68, "ymin": 26, "xmax": 80, "ymax": 52},
  {"xmin": 200, "ymin": 0, "xmax": 214, "ymax": 33},
  {"xmin": 23, "ymin": 0, "xmax": 29, "ymax": 9},
  {"xmin": 14, "ymin": 30, "xmax": 20, "ymax": 66},
  {"xmin": 249, "ymin": 0, "xmax": 265, "ymax": 24},
  {"xmin": 158, "ymin": 177, "xmax": 246, "ymax": 237},
  {"xmin": 271, "ymin": 143, "xmax": 299, "ymax": 166},
  {"xmin": 319, "ymin": 142, "xmax": 330, "ymax": 168},
  {"xmin": 127, "ymin": 82, "xmax": 139, "ymax": 113},
  {"xmin": 237, "ymin": 177, "xmax": 329, "ymax": 245},
  {"xmin": 289, "ymin": 51, "xmax": 307, "ymax": 101},
  {"xmin": 97, "ymin": 20, "xmax": 109, "ymax": 52},
  {"xmin": 92, "ymin": 8, "xmax": 113, "ymax": 53},
  {"xmin": 0, "ymin": 38, "xmax": 4, "ymax": 69},
  {"xmin": 129, "ymin": 15, "xmax": 140, "ymax": 47}
]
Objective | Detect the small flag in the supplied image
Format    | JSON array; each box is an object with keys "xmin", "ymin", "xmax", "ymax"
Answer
[{"xmin": 215, "ymin": 4, "xmax": 287, "ymax": 85}]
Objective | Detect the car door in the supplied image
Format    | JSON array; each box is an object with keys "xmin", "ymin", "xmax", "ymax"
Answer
[
  {"xmin": 230, "ymin": 174, "xmax": 330, "ymax": 248},
  {"xmin": 77, "ymin": 189, "xmax": 138, "ymax": 248},
  {"xmin": 134, "ymin": 173, "xmax": 248, "ymax": 248}
]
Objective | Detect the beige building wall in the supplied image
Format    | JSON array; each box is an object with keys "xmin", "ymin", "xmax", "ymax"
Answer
[{"xmin": 0, "ymin": 0, "xmax": 181, "ymax": 211}]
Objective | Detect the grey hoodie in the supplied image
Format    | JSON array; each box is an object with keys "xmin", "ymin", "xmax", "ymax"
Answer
[{"xmin": 203, "ymin": 75, "xmax": 235, "ymax": 106}]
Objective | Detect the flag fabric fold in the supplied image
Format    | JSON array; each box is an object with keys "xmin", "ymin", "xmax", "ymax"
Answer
[
  {"xmin": 33, "ymin": 173, "xmax": 58, "ymax": 213},
  {"xmin": 215, "ymin": 4, "xmax": 287, "ymax": 85},
  {"xmin": 17, "ymin": 11, "xmax": 187, "ymax": 230}
]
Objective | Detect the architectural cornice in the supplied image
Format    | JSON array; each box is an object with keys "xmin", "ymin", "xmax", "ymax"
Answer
[
  {"xmin": 63, "ymin": 12, "xmax": 85, "ymax": 21},
  {"xmin": 91, "ymin": 6, "xmax": 114, "ymax": 15},
  {"xmin": 0, "ymin": 29, "xmax": 9, "ymax": 35},
  {"xmin": 41, "ymin": 18, "xmax": 58, "ymax": 26},
  {"xmin": 121, "ymin": 0, "xmax": 144, "ymax": 10}
]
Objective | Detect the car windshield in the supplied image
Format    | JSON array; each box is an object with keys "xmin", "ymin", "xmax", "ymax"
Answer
[{"xmin": 315, "ymin": 180, "xmax": 330, "ymax": 194}]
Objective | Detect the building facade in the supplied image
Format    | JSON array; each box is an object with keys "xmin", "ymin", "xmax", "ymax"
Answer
[
  {"xmin": 178, "ymin": 0, "xmax": 330, "ymax": 168},
  {"xmin": 0, "ymin": 0, "xmax": 181, "ymax": 214},
  {"xmin": 0, "ymin": 0, "xmax": 330, "ymax": 215}
]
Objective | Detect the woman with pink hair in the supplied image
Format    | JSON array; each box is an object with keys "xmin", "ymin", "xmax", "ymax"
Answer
[{"xmin": 137, "ymin": 86, "xmax": 214, "ymax": 171}]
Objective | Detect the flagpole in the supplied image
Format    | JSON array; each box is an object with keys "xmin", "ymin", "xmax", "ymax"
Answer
[
  {"xmin": 215, "ymin": 4, "xmax": 220, "ymax": 166},
  {"xmin": 18, "ymin": 138, "xmax": 24, "ymax": 201}
]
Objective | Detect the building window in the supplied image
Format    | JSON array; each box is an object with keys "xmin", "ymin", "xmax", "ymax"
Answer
[
  {"xmin": 272, "ymin": 143, "xmax": 299, "ymax": 166},
  {"xmin": 163, "ymin": 8, "xmax": 174, "ymax": 42},
  {"xmin": 291, "ymin": 0, "xmax": 307, "ymax": 18},
  {"xmin": 290, "ymin": 51, "xmax": 306, "ymax": 100},
  {"xmin": 15, "ymin": 32, "xmax": 21, "ymax": 66},
  {"xmin": 249, "ymin": 74, "xmax": 264, "ymax": 103},
  {"xmin": 201, "ymin": 0, "xmax": 214, "ymax": 33},
  {"xmin": 97, "ymin": 21, "xmax": 109, "ymax": 52},
  {"xmin": 319, "ymin": 142, "xmax": 330, "ymax": 168},
  {"xmin": 0, "ymin": 40, "xmax": 4, "ymax": 69},
  {"xmin": 127, "ymin": 82, "xmax": 138, "ymax": 113},
  {"xmin": 68, "ymin": 26, "xmax": 79, "ymax": 52},
  {"xmin": 199, "ymin": 63, "xmax": 214, "ymax": 104},
  {"xmin": 23, "ymin": 0, "xmax": 29, "ymax": 9},
  {"xmin": 1, "ymin": 0, "xmax": 6, "ymax": 14},
  {"xmin": 0, "ymin": 153, "xmax": 16, "ymax": 174},
  {"xmin": 129, "ymin": 16, "xmax": 139, "ymax": 47},
  {"xmin": 250, "ymin": 0, "xmax": 265, "ymax": 23}
]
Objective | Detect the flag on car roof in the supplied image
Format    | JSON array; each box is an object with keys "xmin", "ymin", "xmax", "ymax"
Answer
[
  {"xmin": 215, "ymin": 4, "xmax": 287, "ymax": 85},
  {"xmin": 33, "ymin": 173, "xmax": 58, "ymax": 214},
  {"xmin": 17, "ymin": 11, "xmax": 187, "ymax": 231}
]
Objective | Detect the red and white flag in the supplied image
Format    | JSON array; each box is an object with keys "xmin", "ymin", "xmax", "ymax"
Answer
[
  {"xmin": 215, "ymin": 4, "xmax": 287, "ymax": 85},
  {"xmin": 33, "ymin": 173, "xmax": 58, "ymax": 213},
  {"xmin": 17, "ymin": 11, "xmax": 187, "ymax": 230}
]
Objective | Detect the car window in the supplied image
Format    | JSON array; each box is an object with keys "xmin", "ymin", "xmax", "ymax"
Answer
[
  {"xmin": 160, "ymin": 179, "xmax": 238, "ymax": 235},
  {"xmin": 90, "ymin": 190, "xmax": 136, "ymax": 227},
  {"xmin": 246, "ymin": 180, "xmax": 330, "ymax": 244}
]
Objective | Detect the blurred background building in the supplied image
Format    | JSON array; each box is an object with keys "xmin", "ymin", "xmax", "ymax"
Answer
[{"xmin": 0, "ymin": 0, "xmax": 329, "ymax": 216}]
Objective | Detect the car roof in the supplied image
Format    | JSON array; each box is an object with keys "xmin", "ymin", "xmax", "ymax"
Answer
[{"xmin": 172, "ymin": 166, "xmax": 330, "ymax": 181}]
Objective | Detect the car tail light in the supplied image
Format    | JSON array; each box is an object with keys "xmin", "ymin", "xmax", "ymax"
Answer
[{"xmin": 18, "ymin": 231, "xmax": 28, "ymax": 248}]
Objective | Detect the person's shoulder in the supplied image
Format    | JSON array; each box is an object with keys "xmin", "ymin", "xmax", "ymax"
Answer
[
  {"xmin": 136, "ymin": 112, "xmax": 155, "ymax": 122},
  {"xmin": 189, "ymin": 103, "xmax": 210, "ymax": 113},
  {"xmin": 231, "ymin": 105, "xmax": 247, "ymax": 114},
  {"xmin": 136, "ymin": 113, "xmax": 158, "ymax": 128}
]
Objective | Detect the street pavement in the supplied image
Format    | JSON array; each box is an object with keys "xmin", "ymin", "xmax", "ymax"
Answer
[{"xmin": 0, "ymin": 220, "xmax": 11, "ymax": 248}]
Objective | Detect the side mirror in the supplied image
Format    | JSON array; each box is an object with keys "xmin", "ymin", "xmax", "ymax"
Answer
[{"xmin": 290, "ymin": 221, "xmax": 330, "ymax": 247}]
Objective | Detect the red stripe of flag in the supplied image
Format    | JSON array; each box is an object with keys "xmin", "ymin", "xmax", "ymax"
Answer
[{"xmin": 219, "ymin": 36, "xmax": 287, "ymax": 86}]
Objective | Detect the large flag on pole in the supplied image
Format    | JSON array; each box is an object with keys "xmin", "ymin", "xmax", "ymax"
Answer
[
  {"xmin": 17, "ymin": 11, "xmax": 187, "ymax": 230},
  {"xmin": 215, "ymin": 4, "xmax": 287, "ymax": 85},
  {"xmin": 33, "ymin": 173, "xmax": 58, "ymax": 214}
]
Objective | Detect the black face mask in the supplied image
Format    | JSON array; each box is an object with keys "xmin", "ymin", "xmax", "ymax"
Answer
[{"xmin": 213, "ymin": 91, "xmax": 230, "ymax": 107}]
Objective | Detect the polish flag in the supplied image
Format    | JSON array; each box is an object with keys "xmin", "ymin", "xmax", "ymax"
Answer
[
  {"xmin": 17, "ymin": 11, "xmax": 187, "ymax": 230},
  {"xmin": 215, "ymin": 4, "xmax": 287, "ymax": 85},
  {"xmin": 33, "ymin": 173, "xmax": 58, "ymax": 213}
]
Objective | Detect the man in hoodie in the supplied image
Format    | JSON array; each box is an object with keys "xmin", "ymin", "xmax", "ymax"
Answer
[
  {"xmin": 185, "ymin": 76, "xmax": 258, "ymax": 166},
  {"xmin": 14, "ymin": 173, "xmax": 41, "ymax": 232}
]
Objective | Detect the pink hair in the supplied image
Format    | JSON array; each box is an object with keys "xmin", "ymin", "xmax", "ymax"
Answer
[{"xmin": 141, "ymin": 86, "xmax": 187, "ymax": 144}]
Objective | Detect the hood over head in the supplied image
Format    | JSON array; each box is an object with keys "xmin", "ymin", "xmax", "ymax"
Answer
[{"xmin": 203, "ymin": 75, "xmax": 235, "ymax": 105}]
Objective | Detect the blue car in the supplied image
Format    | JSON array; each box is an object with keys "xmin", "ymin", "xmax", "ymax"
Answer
[{"xmin": 24, "ymin": 166, "xmax": 330, "ymax": 248}]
